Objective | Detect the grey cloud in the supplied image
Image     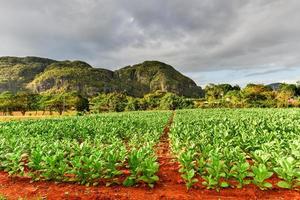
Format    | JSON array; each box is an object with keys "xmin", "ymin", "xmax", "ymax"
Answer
[
  {"xmin": 244, "ymin": 68, "xmax": 291, "ymax": 77},
  {"xmin": 0, "ymin": 0, "xmax": 299, "ymax": 82}
]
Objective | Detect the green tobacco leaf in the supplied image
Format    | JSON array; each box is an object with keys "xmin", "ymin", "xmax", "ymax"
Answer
[
  {"xmin": 151, "ymin": 175, "xmax": 159, "ymax": 182},
  {"xmin": 187, "ymin": 169, "xmax": 195, "ymax": 179},
  {"xmin": 263, "ymin": 182, "xmax": 272, "ymax": 188},
  {"xmin": 277, "ymin": 181, "xmax": 291, "ymax": 189},
  {"xmin": 220, "ymin": 181, "xmax": 230, "ymax": 188},
  {"xmin": 123, "ymin": 177, "xmax": 135, "ymax": 187}
]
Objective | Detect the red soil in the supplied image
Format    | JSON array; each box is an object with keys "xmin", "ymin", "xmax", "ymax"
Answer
[{"xmin": 0, "ymin": 113, "xmax": 299, "ymax": 199}]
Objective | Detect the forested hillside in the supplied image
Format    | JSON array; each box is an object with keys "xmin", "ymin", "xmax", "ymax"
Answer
[{"xmin": 0, "ymin": 56, "xmax": 203, "ymax": 97}]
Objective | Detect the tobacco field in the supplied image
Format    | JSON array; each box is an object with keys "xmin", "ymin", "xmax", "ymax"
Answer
[
  {"xmin": 170, "ymin": 109, "xmax": 300, "ymax": 190},
  {"xmin": 0, "ymin": 111, "xmax": 170, "ymax": 188},
  {"xmin": 0, "ymin": 108, "xmax": 299, "ymax": 196}
]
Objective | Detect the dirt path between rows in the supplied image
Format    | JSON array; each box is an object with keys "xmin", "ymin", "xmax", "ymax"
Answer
[{"xmin": 0, "ymin": 111, "xmax": 300, "ymax": 199}]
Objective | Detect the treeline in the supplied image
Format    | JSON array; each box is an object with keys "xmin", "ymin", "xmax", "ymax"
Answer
[
  {"xmin": 90, "ymin": 92, "xmax": 193, "ymax": 112},
  {"xmin": 0, "ymin": 91, "xmax": 89, "ymax": 116},
  {"xmin": 0, "ymin": 82, "xmax": 299, "ymax": 115},
  {"xmin": 200, "ymin": 83, "xmax": 300, "ymax": 108},
  {"xmin": 0, "ymin": 91, "xmax": 192, "ymax": 115}
]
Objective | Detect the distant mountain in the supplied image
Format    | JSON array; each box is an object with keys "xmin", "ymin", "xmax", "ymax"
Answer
[
  {"xmin": 267, "ymin": 82, "xmax": 282, "ymax": 91},
  {"xmin": 0, "ymin": 56, "xmax": 203, "ymax": 97},
  {"xmin": 0, "ymin": 56, "xmax": 56, "ymax": 93}
]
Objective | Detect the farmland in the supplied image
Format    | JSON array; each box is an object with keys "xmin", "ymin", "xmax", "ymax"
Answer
[
  {"xmin": 0, "ymin": 111, "xmax": 170, "ymax": 187},
  {"xmin": 171, "ymin": 109, "xmax": 300, "ymax": 191},
  {"xmin": 0, "ymin": 109, "xmax": 299, "ymax": 199}
]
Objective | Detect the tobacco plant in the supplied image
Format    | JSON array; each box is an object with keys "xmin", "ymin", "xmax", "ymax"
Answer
[
  {"xmin": 274, "ymin": 157, "xmax": 300, "ymax": 189},
  {"xmin": 202, "ymin": 153, "xmax": 229, "ymax": 191},
  {"xmin": 250, "ymin": 164, "xmax": 273, "ymax": 190},
  {"xmin": 230, "ymin": 161, "xmax": 251, "ymax": 188},
  {"xmin": 178, "ymin": 150, "xmax": 198, "ymax": 189}
]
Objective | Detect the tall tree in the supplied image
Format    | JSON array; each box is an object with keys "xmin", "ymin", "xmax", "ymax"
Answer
[
  {"xmin": 279, "ymin": 83, "xmax": 297, "ymax": 96},
  {"xmin": 0, "ymin": 91, "xmax": 15, "ymax": 115},
  {"xmin": 14, "ymin": 91, "xmax": 31, "ymax": 115}
]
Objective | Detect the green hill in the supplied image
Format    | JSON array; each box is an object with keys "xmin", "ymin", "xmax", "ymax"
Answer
[
  {"xmin": 0, "ymin": 56, "xmax": 203, "ymax": 97},
  {"xmin": 0, "ymin": 56, "xmax": 56, "ymax": 93}
]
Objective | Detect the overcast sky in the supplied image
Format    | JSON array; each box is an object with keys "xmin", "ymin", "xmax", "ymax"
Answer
[{"xmin": 0, "ymin": 0, "xmax": 299, "ymax": 86}]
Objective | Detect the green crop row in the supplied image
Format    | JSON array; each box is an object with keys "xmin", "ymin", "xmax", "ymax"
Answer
[
  {"xmin": 0, "ymin": 111, "xmax": 171, "ymax": 187},
  {"xmin": 170, "ymin": 109, "xmax": 300, "ymax": 190}
]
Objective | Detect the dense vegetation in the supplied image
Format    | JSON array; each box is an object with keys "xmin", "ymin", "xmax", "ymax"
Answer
[
  {"xmin": 0, "ymin": 91, "xmax": 192, "ymax": 115},
  {"xmin": 0, "ymin": 111, "xmax": 170, "ymax": 187},
  {"xmin": 0, "ymin": 56, "xmax": 202, "ymax": 97},
  {"xmin": 199, "ymin": 83, "xmax": 300, "ymax": 108},
  {"xmin": 0, "ymin": 91, "xmax": 89, "ymax": 115},
  {"xmin": 0, "ymin": 109, "xmax": 299, "ymax": 190},
  {"xmin": 1, "ymin": 57, "xmax": 300, "ymax": 115},
  {"xmin": 170, "ymin": 109, "xmax": 300, "ymax": 190},
  {"xmin": 1, "ymin": 82, "xmax": 300, "ymax": 116}
]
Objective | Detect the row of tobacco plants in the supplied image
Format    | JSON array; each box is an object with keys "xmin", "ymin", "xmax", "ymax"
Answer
[
  {"xmin": 0, "ymin": 111, "xmax": 171, "ymax": 187},
  {"xmin": 170, "ymin": 108, "xmax": 300, "ymax": 191}
]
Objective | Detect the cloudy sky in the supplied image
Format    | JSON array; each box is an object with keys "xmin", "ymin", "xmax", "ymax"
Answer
[{"xmin": 0, "ymin": 0, "xmax": 299, "ymax": 86}]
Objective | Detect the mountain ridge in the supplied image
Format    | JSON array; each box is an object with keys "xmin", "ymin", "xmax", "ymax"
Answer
[{"xmin": 0, "ymin": 56, "xmax": 203, "ymax": 97}]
